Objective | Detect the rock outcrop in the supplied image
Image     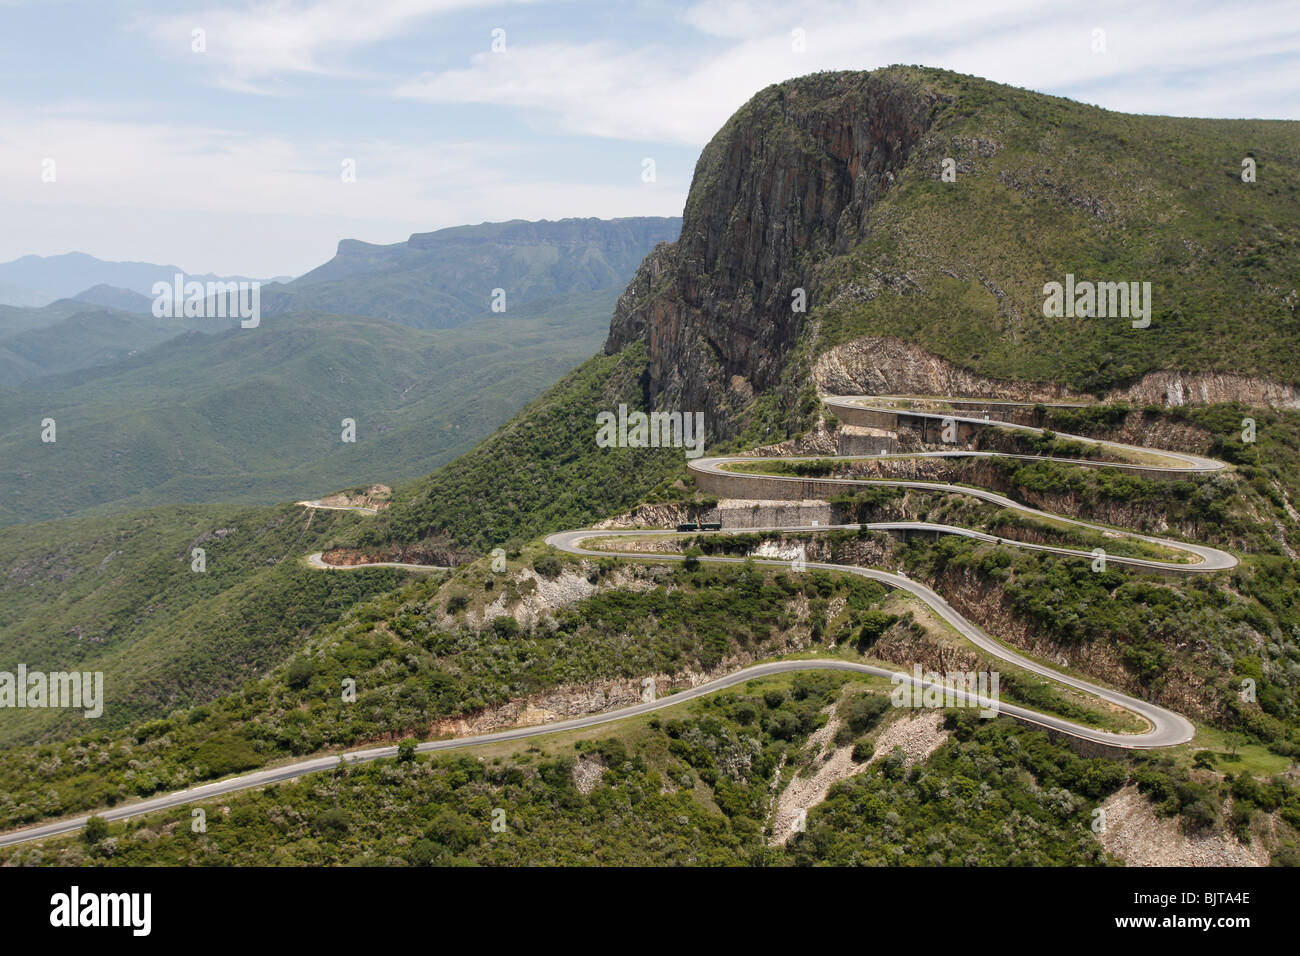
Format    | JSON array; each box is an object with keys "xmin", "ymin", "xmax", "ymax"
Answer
[
  {"xmin": 603, "ymin": 66, "xmax": 1299, "ymax": 431},
  {"xmin": 606, "ymin": 71, "xmax": 945, "ymax": 438}
]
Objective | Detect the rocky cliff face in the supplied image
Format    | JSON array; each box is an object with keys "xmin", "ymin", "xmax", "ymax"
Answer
[
  {"xmin": 604, "ymin": 67, "xmax": 1300, "ymax": 429},
  {"xmin": 606, "ymin": 70, "xmax": 944, "ymax": 437}
]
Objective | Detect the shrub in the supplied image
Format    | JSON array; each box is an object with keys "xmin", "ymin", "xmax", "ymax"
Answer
[
  {"xmin": 532, "ymin": 553, "xmax": 563, "ymax": 579},
  {"xmin": 82, "ymin": 815, "xmax": 109, "ymax": 845},
  {"xmin": 842, "ymin": 693, "xmax": 890, "ymax": 734},
  {"xmin": 490, "ymin": 616, "xmax": 521, "ymax": 639},
  {"xmin": 313, "ymin": 807, "xmax": 350, "ymax": 835},
  {"xmin": 855, "ymin": 611, "xmax": 898, "ymax": 648},
  {"xmin": 286, "ymin": 658, "xmax": 315, "ymax": 689}
]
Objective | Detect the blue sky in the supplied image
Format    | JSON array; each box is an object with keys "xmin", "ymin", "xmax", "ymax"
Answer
[{"xmin": 2, "ymin": 0, "xmax": 1298, "ymax": 277}]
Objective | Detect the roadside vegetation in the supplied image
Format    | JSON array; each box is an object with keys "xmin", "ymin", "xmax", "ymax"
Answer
[{"xmin": 9, "ymin": 687, "xmax": 1298, "ymax": 867}]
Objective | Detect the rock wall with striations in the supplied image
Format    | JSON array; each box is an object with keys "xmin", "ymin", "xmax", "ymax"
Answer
[{"xmin": 605, "ymin": 70, "xmax": 947, "ymax": 439}]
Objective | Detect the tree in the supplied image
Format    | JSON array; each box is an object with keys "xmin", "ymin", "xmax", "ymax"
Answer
[
  {"xmin": 397, "ymin": 738, "xmax": 417, "ymax": 763},
  {"xmin": 532, "ymin": 552, "xmax": 562, "ymax": 579},
  {"xmin": 1192, "ymin": 750, "xmax": 1217, "ymax": 771},
  {"xmin": 82, "ymin": 815, "xmax": 109, "ymax": 845},
  {"xmin": 286, "ymin": 657, "xmax": 315, "ymax": 689},
  {"xmin": 490, "ymin": 616, "xmax": 521, "ymax": 639}
]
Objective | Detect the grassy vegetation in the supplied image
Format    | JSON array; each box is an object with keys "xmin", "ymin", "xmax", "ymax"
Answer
[
  {"xmin": 0, "ymin": 673, "xmax": 855, "ymax": 866},
  {"xmin": 0, "ymin": 300, "xmax": 618, "ymax": 525},
  {"xmin": 899, "ymin": 534, "xmax": 1300, "ymax": 752},
  {"xmin": 0, "ymin": 501, "xmax": 403, "ymax": 744},
  {"xmin": 11, "ymin": 691, "xmax": 1296, "ymax": 867},
  {"xmin": 1044, "ymin": 401, "xmax": 1300, "ymax": 554},
  {"xmin": 807, "ymin": 66, "xmax": 1300, "ymax": 394},
  {"xmin": 347, "ymin": 343, "xmax": 689, "ymax": 554},
  {"xmin": 0, "ymin": 560, "xmax": 892, "ymax": 829}
]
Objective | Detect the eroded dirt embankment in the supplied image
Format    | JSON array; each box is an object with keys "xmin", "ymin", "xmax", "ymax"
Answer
[
  {"xmin": 1096, "ymin": 785, "xmax": 1271, "ymax": 866},
  {"xmin": 815, "ymin": 336, "xmax": 1300, "ymax": 409},
  {"xmin": 423, "ymin": 564, "xmax": 834, "ymax": 739}
]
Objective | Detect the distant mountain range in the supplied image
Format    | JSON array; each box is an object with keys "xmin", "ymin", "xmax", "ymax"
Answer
[
  {"xmin": 259, "ymin": 217, "xmax": 682, "ymax": 328},
  {"xmin": 71, "ymin": 285, "xmax": 156, "ymax": 313},
  {"xmin": 0, "ymin": 251, "xmax": 287, "ymax": 308},
  {"xmin": 0, "ymin": 216, "xmax": 681, "ymax": 523}
]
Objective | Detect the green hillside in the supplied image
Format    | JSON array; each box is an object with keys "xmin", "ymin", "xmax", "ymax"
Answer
[
  {"xmin": 349, "ymin": 343, "xmax": 691, "ymax": 555},
  {"xmin": 3, "ymin": 68, "xmax": 1299, "ymax": 866},
  {"xmin": 0, "ymin": 292, "xmax": 615, "ymax": 525},
  {"xmin": 0, "ymin": 500, "xmax": 400, "ymax": 744},
  {"xmin": 809, "ymin": 67, "xmax": 1300, "ymax": 392},
  {"xmin": 0, "ymin": 303, "xmax": 233, "ymax": 386}
]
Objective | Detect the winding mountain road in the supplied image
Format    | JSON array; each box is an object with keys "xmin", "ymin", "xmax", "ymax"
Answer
[
  {"xmin": 547, "ymin": 395, "xmax": 1234, "ymax": 751},
  {"xmin": 305, "ymin": 552, "xmax": 448, "ymax": 572},
  {"xmin": 0, "ymin": 396, "xmax": 1230, "ymax": 848}
]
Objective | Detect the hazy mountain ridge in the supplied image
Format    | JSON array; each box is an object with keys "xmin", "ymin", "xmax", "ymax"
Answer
[
  {"xmin": 0, "ymin": 251, "xmax": 282, "ymax": 308},
  {"xmin": 263, "ymin": 216, "xmax": 682, "ymax": 328},
  {"xmin": 0, "ymin": 217, "xmax": 678, "ymax": 523}
]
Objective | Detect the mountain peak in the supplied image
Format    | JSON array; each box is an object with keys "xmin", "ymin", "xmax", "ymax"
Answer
[{"xmin": 606, "ymin": 65, "xmax": 1300, "ymax": 441}]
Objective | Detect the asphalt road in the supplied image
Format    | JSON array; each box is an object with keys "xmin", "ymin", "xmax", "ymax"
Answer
[
  {"xmin": 0, "ymin": 654, "xmax": 1176, "ymax": 850},
  {"xmin": 305, "ymin": 552, "xmax": 448, "ymax": 572},
  {"xmin": 0, "ymin": 395, "xmax": 1222, "ymax": 848}
]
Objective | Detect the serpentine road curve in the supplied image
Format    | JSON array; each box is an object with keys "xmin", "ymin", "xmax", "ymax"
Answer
[
  {"xmin": 547, "ymin": 395, "xmax": 1235, "ymax": 752},
  {"xmin": 0, "ymin": 396, "xmax": 1227, "ymax": 848}
]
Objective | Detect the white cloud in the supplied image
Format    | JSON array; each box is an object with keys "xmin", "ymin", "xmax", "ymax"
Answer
[
  {"xmin": 0, "ymin": 103, "xmax": 684, "ymax": 274},
  {"xmin": 139, "ymin": 0, "xmax": 538, "ymax": 93},
  {"xmin": 397, "ymin": 0, "xmax": 1300, "ymax": 144}
]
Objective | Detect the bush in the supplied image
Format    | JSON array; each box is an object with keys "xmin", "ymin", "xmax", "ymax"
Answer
[
  {"xmin": 842, "ymin": 693, "xmax": 890, "ymax": 734},
  {"xmin": 766, "ymin": 711, "xmax": 800, "ymax": 741},
  {"xmin": 1192, "ymin": 750, "xmax": 1218, "ymax": 770},
  {"xmin": 82, "ymin": 815, "xmax": 109, "ymax": 845},
  {"xmin": 532, "ymin": 553, "xmax": 563, "ymax": 579},
  {"xmin": 286, "ymin": 658, "xmax": 315, "ymax": 690},
  {"xmin": 313, "ymin": 807, "xmax": 350, "ymax": 835},
  {"xmin": 490, "ymin": 616, "xmax": 521, "ymax": 639},
  {"xmin": 851, "ymin": 741, "xmax": 875, "ymax": 763},
  {"xmin": 409, "ymin": 839, "xmax": 441, "ymax": 866},
  {"xmin": 855, "ymin": 611, "xmax": 898, "ymax": 648},
  {"xmin": 1181, "ymin": 797, "xmax": 1218, "ymax": 832},
  {"xmin": 881, "ymin": 746, "xmax": 908, "ymax": 780},
  {"xmin": 193, "ymin": 735, "xmax": 262, "ymax": 777}
]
